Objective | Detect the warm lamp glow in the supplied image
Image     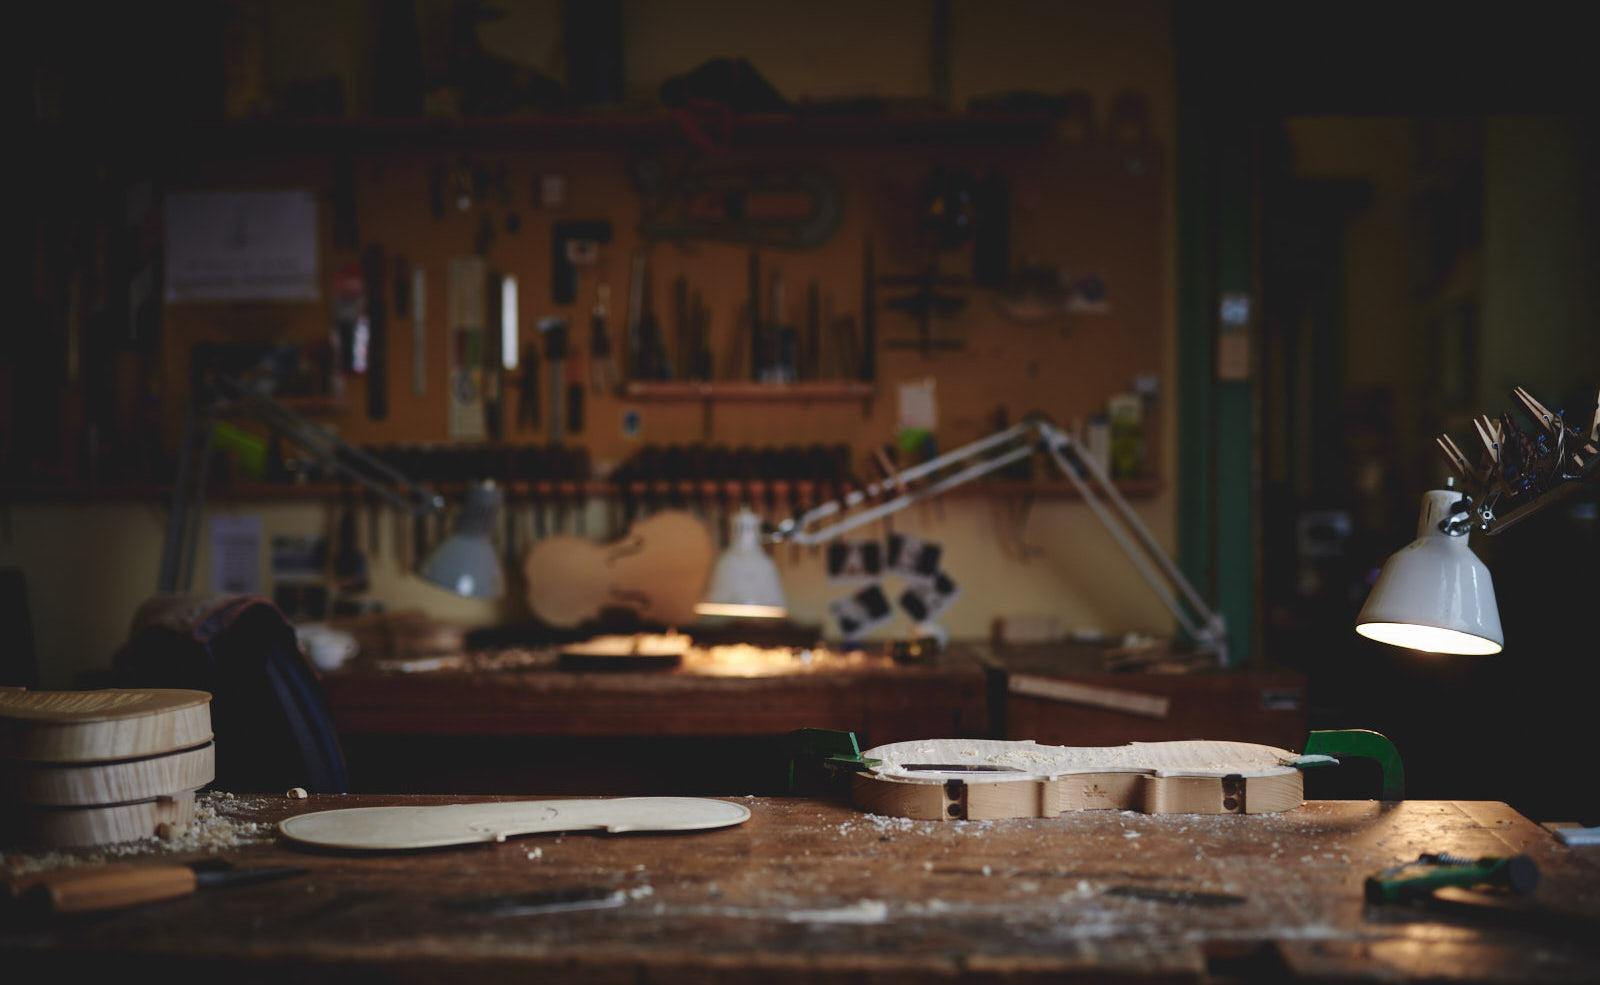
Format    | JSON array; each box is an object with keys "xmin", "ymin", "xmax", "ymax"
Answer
[
  {"xmin": 694, "ymin": 601, "xmax": 788, "ymax": 619},
  {"xmin": 1354, "ymin": 621, "xmax": 1502, "ymax": 655},
  {"xmin": 695, "ymin": 508, "xmax": 788, "ymax": 620}
]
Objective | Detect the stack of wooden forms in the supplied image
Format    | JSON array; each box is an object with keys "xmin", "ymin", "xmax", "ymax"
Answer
[{"xmin": 1, "ymin": 688, "xmax": 215, "ymax": 848}]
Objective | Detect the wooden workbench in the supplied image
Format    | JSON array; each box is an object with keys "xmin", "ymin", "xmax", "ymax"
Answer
[
  {"xmin": 5, "ymin": 793, "xmax": 1597, "ymax": 982},
  {"xmin": 317, "ymin": 641, "xmax": 1310, "ymax": 797},
  {"xmin": 319, "ymin": 644, "xmax": 992, "ymax": 794}
]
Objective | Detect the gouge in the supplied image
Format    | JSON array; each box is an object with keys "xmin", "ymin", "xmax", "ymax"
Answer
[{"xmin": 18, "ymin": 860, "xmax": 308, "ymax": 914}]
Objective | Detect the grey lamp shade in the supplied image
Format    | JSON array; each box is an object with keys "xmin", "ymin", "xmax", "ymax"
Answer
[
  {"xmin": 1355, "ymin": 489, "xmax": 1502, "ymax": 655},
  {"xmin": 418, "ymin": 481, "xmax": 504, "ymax": 600},
  {"xmin": 694, "ymin": 508, "xmax": 787, "ymax": 619}
]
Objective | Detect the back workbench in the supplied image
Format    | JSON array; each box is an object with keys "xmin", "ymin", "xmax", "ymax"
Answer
[{"xmin": 4, "ymin": 793, "xmax": 1598, "ymax": 983}]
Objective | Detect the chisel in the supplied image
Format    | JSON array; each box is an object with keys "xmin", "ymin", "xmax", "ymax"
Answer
[
  {"xmin": 17, "ymin": 860, "xmax": 308, "ymax": 914},
  {"xmin": 411, "ymin": 266, "xmax": 427, "ymax": 396},
  {"xmin": 363, "ymin": 243, "xmax": 388, "ymax": 420}
]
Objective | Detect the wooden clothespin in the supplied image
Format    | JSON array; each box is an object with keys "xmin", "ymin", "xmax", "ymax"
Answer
[
  {"xmin": 1471, "ymin": 414, "xmax": 1501, "ymax": 470},
  {"xmin": 1436, "ymin": 434, "xmax": 1474, "ymax": 483},
  {"xmin": 1511, "ymin": 386, "xmax": 1559, "ymax": 435}
]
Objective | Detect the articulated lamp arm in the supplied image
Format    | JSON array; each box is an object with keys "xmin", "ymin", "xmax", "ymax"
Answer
[
  {"xmin": 771, "ymin": 416, "xmax": 1228, "ymax": 664},
  {"xmin": 158, "ymin": 373, "xmax": 445, "ymax": 594}
]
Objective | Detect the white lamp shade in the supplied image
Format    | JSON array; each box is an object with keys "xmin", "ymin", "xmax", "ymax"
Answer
[
  {"xmin": 418, "ymin": 481, "xmax": 504, "ymax": 600},
  {"xmin": 1355, "ymin": 489, "xmax": 1502, "ymax": 654},
  {"xmin": 695, "ymin": 508, "xmax": 787, "ymax": 619}
]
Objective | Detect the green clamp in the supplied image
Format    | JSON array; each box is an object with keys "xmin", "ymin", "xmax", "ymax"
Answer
[
  {"xmin": 782, "ymin": 728, "xmax": 881, "ymax": 793},
  {"xmin": 1294, "ymin": 729, "xmax": 1406, "ymax": 802}
]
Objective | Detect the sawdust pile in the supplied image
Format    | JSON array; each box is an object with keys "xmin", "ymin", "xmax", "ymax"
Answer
[{"xmin": 2, "ymin": 790, "xmax": 277, "ymax": 878}]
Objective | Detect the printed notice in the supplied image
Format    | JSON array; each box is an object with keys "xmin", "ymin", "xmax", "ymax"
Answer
[
  {"xmin": 164, "ymin": 189, "xmax": 320, "ymax": 302},
  {"xmin": 209, "ymin": 513, "xmax": 263, "ymax": 595}
]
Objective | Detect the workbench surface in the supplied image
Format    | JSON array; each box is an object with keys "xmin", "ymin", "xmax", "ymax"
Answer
[{"xmin": 5, "ymin": 794, "xmax": 1597, "ymax": 983}]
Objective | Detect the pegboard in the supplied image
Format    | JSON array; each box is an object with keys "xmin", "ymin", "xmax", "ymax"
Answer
[{"xmin": 157, "ymin": 128, "xmax": 1165, "ymax": 486}]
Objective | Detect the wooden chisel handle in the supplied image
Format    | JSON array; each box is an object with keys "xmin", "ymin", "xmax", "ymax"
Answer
[{"xmin": 31, "ymin": 864, "xmax": 198, "ymax": 913}]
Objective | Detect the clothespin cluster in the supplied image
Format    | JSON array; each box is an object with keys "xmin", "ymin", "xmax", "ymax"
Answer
[{"xmin": 1435, "ymin": 385, "xmax": 1600, "ymax": 534}]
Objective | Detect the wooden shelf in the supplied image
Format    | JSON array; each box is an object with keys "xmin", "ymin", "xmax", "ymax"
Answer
[
  {"xmin": 2, "ymin": 477, "xmax": 1161, "ymax": 506},
  {"xmin": 622, "ymin": 381, "xmax": 875, "ymax": 402},
  {"xmin": 29, "ymin": 110, "xmax": 1064, "ymax": 157}
]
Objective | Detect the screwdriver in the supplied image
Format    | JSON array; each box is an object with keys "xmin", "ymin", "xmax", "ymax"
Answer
[{"xmin": 590, "ymin": 283, "xmax": 614, "ymax": 393}]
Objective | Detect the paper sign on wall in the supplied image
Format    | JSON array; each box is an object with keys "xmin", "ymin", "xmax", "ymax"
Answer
[
  {"xmin": 209, "ymin": 513, "xmax": 262, "ymax": 595},
  {"xmin": 164, "ymin": 190, "xmax": 319, "ymax": 302}
]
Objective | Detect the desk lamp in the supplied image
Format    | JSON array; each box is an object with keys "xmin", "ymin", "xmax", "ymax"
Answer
[
  {"xmin": 695, "ymin": 507, "xmax": 788, "ymax": 619},
  {"xmin": 1356, "ymin": 385, "xmax": 1598, "ymax": 655},
  {"xmin": 417, "ymin": 480, "xmax": 505, "ymax": 600}
]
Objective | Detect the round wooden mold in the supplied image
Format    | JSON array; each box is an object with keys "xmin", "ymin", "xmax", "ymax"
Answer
[
  {"xmin": 1, "ymin": 689, "xmax": 215, "ymax": 849},
  {"xmin": 3, "ymin": 742, "xmax": 215, "ymax": 807},
  {"xmin": 3, "ymin": 791, "xmax": 198, "ymax": 850},
  {"xmin": 0, "ymin": 688, "xmax": 213, "ymax": 763}
]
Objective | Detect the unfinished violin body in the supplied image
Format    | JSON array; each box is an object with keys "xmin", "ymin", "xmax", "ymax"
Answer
[
  {"xmin": 522, "ymin": 510, "xmax": 715, "ymax": 629},
  {"xmin": 853, "ymin": 737, "xmax": 1303, "ymax": 820}
]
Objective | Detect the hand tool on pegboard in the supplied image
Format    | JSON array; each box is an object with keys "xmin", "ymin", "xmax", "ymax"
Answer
[
  {"xmin": 804, "ymin": 278, "xmax": 820, "ymax": 381},
  {"xmin": 860, "ymin": 236, "xmax": 876, "ymax": 381},
  {"xmin": 518, "ymin": 341, "xmax": 540, "ymax": 432},
  {"xmin": 410, "ymin": 266, "xmax": 427, "ymax": 397},
  {"xmin": 589, "ymin": 283, "xmax": 615, "ymax": 393},
  {"xmin": 690, "ymin": 288, "xmax": 713, "ymax": 382},
  {"xmin": 746, "ymin": 248, "xmax": 762, "ymax": 381},
  {"xmin": 538, "ymin": 317, "xmax": 568, "ymax": 443},
  {"xmin": 551, "ymin": 220, "xmax": 612, "ymax": 304},
  {"xmin": 623, "ymin": 247, "xmax": 647, "ymax": 382},
  {"xmin": 636, "ymin": 255, "xmax": 668, "ymax": 380},
  {"xmin": 565, "ymin": 326, "xmax": 585, "ymax": 436},
  {"xmin": 483, "ymin": 272, "xmax": 509, "ymax": 441}
]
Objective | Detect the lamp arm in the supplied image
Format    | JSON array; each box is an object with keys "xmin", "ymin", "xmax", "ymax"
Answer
[
  {"xmin": 214, "ymin": 375, "xmax": 444, "ymax": 517},
  {"xmin": 774, "ymin": 422, "xmax": 1038, "ymax": 545},
  {"xmin": 159, "ymin": 374, "xmax": 444, "ymax": 593},
  {"xmin": 1032, "ymin": 421, "xmax": 1227, "ymax": 663},
  {"xmin": 772, "ymin": 417, "xmax": 1228, "ymax": 663}
]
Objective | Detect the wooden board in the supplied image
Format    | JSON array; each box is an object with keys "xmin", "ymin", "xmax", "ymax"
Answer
[
  {"xmin": 0, "ymin": 689, "xmax": 213, "ymax": 763},
  {"xmin": 3, "ymin": 792, "xmax": 197, "ymax": 849},
  {"xmin": 853, "ymin": 737, "xmax": 1303, "ymax": 819},
  {"xmin": 278, "ymin": 796, "xmax": 752, "ymax": 851},
  {"xmin": 3, "ymin": 743, "xmax": 215, "ymax": 807}
]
